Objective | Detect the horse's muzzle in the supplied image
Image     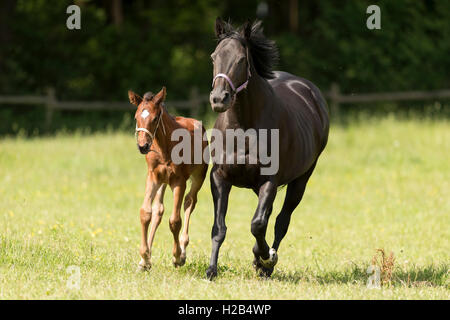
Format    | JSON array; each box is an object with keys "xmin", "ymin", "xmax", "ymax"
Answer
[
  {"xmin": 211, "ymin": 103, "xmax": 231, "ymax": 113},
  {"xmin": 210, "ymin": 90, "xmax": 232, "ymax": 112},
  {"xmin": 138, "ymin": 143, "xmax": 150, "ymax": 154}
]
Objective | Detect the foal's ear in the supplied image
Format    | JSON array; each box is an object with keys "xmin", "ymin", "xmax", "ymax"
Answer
[
  {"xmin": 154, "ymin": 87, "xmax": 166, "ymax": 105},
  {"xmin": 128, "ymin": 90, "xmax": 142, "ymax": 107},
  {"xmin": 215, "ymin": 17, "xmax": 226, "ymax": 38}
]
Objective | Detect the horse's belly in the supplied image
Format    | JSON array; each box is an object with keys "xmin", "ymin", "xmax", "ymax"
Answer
[{"xmin": 216, "ymin": 163, "xmax": 261, "ymax": 188}]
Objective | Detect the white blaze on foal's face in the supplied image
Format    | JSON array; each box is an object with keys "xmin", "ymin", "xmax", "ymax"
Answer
[{"xmin": 141, "ymin": 109, "xmax": 150, "ymax": 120}]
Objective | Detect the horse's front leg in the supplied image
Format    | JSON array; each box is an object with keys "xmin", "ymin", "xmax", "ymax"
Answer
[
  {"xmin": 206, "ymin": 168, "xmax": 231, "ymax": 280},
  {"xmin": 169, "ymin": 179, "xmax": 186, "ymax": 267},
  {"xmin": 138, "ymin": 175, "xmax": 160, "ymax": 271},
  {"xmin": 145, "ymin": 183, "xmax": 166, "ymax": 266},
  {"xmin": 251, "ymin": 180, "xmax": 277, "ymax": 277}
]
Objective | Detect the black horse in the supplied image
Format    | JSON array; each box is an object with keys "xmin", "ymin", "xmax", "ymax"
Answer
[{"xmin": 206, "ymin": 18, "xmax": 329, "ymax": 279}]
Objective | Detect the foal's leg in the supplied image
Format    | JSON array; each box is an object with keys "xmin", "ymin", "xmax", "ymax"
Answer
[
  {"xmin": 180, "ymin": 167, "xmax": 207, "ymax": 265},
  {"xmin": 251, "ymin": 180, "xmax": 277, "ymax": 277},
  {"xmin": 138, "ymin": 176, "xmax": 160, "ymax": 271},
  {"xmin": 146, "ymin": 184, "xmax": 167, "ymax": 265},
  {"xmin": 206, "ymin": 168, "xmax": 231, "ymax": 280},
  {"xmin": 272, "ymin": 161, "xmax": 316, "ymax": 251},
  {"xmin": 169, "ymin": 180, "xmax": 186, "ymax": 267}
]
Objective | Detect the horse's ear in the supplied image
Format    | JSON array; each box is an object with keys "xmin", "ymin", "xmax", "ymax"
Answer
[
  {"xmin": 154, "ymin": 87, "xmax": 166, "ymax": 105},
  {"xmin": 128, "ymin": 90, "xmax": 142, "ymax": 107},
  {"xmin": 215, "ymin": 17, "xmax": 226, "ymax": 37},
  {"xmin": 242, "ymin": 19, "xmax": 252, "ymax": 40}
]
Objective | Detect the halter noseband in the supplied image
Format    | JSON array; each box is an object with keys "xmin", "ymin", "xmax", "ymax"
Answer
[
  {"xmin": 211, "ymin": 47, "xmax": 252, "ymax": 95},
  {"xmin": 135, "ymin": 108, "xmax": 166, "ymax": 152}
]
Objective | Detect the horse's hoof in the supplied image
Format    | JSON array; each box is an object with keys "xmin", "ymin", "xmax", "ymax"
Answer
[
  {"xmin": 206, "ymin": 266, "xmax": 217, "ymax": 281},
  {"xmin": 172, "ymin": 257, "xmax": 185, "ymax": 268},
  {"xmin": 253, "ymin": 258, "xmax": 274, "ymax": 278},
  {"xmin": 258, "ymin": 266, "xmax": 274, "ymax": 278},
  {"xmin": 259, "ymin": 248, "xmax": 278, "ymax": 269},
  {"xmin": 137, "ymin": 262, "xmax": 151, "ymax": 272},
  {"xmin": 179, "ymin": 254, "xmax": 186, "ymax": 266}
]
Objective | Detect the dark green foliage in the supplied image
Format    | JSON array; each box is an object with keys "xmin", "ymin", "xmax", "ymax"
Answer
[
  {"xmin": 0, "ymin": 0, "xmax": 448, "ymax": 135},
  {"xmin": 275, "ymin": 0, "xmax": 450, "ymax": 93}
]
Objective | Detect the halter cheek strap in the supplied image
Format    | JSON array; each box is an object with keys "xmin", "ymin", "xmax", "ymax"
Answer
[
  {"xmin": 211, "ymin": 47, "xmax": 252, "ymax": 94},
  {"xmin": 135, "ymin": 126, "xmax": 153, "ymax": 138},
  {"xmin": 135, "ymin": 108, "xmax": 166, "ymax": 152},
  {"xmin": 212, "ymin": 73, "xmax": 249, "ymax": 93}
]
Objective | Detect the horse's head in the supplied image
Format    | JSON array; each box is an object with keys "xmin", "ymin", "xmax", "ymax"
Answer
[
  {"xmin": 210, "ymin": 18, "xmax": 252, "ymax": 113},
  {"xmin": 128, "ymin": 87, "xmax": 166, "ymax": 154}
]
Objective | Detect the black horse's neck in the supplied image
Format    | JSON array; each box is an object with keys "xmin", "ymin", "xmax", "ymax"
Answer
[{"xmin": 222, "ymin": 67, "xmax": 273, "ymax": 130}]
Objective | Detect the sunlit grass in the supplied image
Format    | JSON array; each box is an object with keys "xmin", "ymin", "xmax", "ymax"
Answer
[{"xmin": 0, "ymin": 116, "xmax": 448, "ymax": 299}]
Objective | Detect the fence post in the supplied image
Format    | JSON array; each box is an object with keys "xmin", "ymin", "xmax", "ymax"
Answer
[
  {"xmin": 189, "ymin": 87, "xmax": 200, "ymax": 117},
  {"xmin": 45, "ymin": 87, "xmax": 56, "ymax": 132},
  {"xmin": 329, "ymin": 82, "xmax": 340, "ymax": 118}
]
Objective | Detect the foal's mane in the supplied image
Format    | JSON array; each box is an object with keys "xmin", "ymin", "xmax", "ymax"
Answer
[
  {"xmin": 217, "ymin": 20, "xmax": 279, "ymax": 79},
  {"xmin": 142, "ymin": 91, "xmax": 172, "ymax": 120}
]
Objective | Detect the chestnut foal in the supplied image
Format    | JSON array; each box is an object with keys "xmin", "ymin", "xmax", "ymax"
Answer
[{"xmin": 128, "ymin": 87, "xmax": 208, "ymax": 270}]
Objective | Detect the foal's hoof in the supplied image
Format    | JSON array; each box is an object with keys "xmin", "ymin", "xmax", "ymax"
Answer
[
  {"xmin": 179, "ymin": 254, "xmax": 187, "ymax": 266},
  {"xmin": 137, "ymin": 260, "xmax": 151, "ymax": 272},
  {"xmin": 206, "ymin": 266, "xmax": 217, "ymax": 281},
  {"xmin": 172, "ymin": 257, "xmax": 185, "ymax": 268}
]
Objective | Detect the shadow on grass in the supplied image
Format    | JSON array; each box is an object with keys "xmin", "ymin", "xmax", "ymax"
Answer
[
  {"xmin": 181, "ymin": 255, "xmax": 448, "ymax": 288},
  {"xmin": 271, "ymin": 263, "xmax": 449, "ymax": 288}
]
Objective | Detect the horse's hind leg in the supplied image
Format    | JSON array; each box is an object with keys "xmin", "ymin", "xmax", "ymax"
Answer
[
  {"xmin": 180, "ymin": 165, "xmax": 207, "ymax": 265},
  {"xmin": 272, "ymin": 161, "xmax": 317, "ymax": 252},
  {"xmin": 250, "ymin": 180, "xmax": 277, "ymax": 277},
  {"xmin": 169, "ymin": 179, "xmax": 186, "ymax": 267}
]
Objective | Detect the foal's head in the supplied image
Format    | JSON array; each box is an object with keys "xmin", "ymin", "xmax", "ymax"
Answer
[
  {"xmin": 210, "ymin": 18, "xmax": 278, "ymax": 112},
  {"xmin": 128, "ymin": 87, "xmax": 166, "ymax": 154}
]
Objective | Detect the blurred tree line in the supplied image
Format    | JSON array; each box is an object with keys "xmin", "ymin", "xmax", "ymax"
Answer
[{"xmin": 0, "ymin": 0, "xmax": 449, "ymax": 134}]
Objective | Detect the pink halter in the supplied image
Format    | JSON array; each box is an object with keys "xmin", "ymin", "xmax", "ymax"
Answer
[
  {"xmin": 211, "ymin": 48, "xmax": 252, "ymax": 94},
  {"xmin": 212, "ymin": 73, "xmax": 249, "ymax": 93}
]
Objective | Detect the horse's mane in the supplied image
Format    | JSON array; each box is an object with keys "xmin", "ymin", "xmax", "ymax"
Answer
[
  {"xmin": 217, "ymin": 20, "xmax": 279, "ymax": 79},
  {"xmin": 143, "ymin": 91, "xmax": 173, "ymax": 119}
]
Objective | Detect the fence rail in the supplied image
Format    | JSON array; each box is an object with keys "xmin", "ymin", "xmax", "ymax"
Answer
[
  {"xmin": 1, "ymin": 84, "xmax": 449, "ymax": 129},
  {"xmin": 327, "ymin": 83, "xmax": 450, "ymax": 115}
]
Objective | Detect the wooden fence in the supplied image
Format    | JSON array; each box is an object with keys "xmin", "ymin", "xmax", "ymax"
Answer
[{"xmin": 1, "ymin": 84, "xmax": 449, "ymax": 129}]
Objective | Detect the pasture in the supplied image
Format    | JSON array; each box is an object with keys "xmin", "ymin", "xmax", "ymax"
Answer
[{"xmin": 0, "ymin": 116, "xmax": 448, "ymax": 299}]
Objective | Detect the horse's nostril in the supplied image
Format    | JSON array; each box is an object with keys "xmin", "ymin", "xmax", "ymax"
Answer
[
  {"xmin": 138, "ymin": 143, "xmax": 150, "ymax": 153},
  {"xmin": 211, "ymin": 92, "xmax": 231, "ymax": 105}
]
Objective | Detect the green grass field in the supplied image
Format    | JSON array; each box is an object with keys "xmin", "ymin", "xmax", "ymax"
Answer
[{"xmin": 0, "ymin": 116, "xmax": 448, "ymax": 299}]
